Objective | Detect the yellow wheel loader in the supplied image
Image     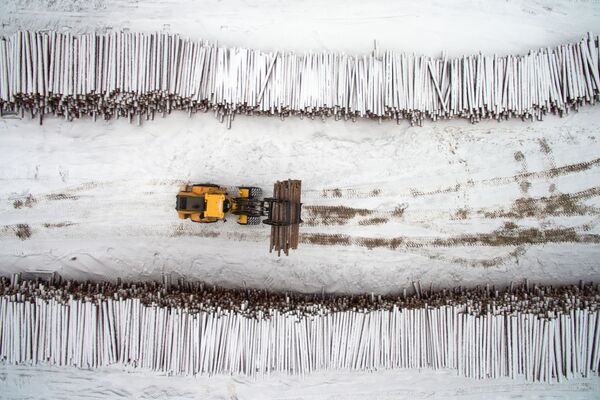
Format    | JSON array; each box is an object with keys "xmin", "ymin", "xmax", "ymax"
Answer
[{"xmin": 176, "ymin": 181, "xmax": 302, "ymax": 227}]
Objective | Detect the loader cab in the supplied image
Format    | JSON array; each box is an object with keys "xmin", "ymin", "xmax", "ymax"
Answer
[
  {"xmin": 176, "ymin": 195, "xmax": 205, "ymax": 212},
  {"xmin": 176, "ymin": 193, "xmax": 209, "ymax": 221},
  {"xmin": 176, "ymin": 192, "xmax": 231, "ymax": 222}
]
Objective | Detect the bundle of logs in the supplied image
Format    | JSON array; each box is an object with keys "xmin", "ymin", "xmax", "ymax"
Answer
[
  {"xmin": 269, "ymin": 180, "xmax": 302, "ymax": 256},
  {"xmin": 1, "ymin": 274, "xmax": 599, "ymax": 381},
  {"xmin": 0, "ymin": 31, "xmax": 598, "ymax": 126}
]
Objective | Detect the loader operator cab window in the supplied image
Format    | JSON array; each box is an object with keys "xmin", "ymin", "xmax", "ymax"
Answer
[{"xmin": 176, "ymin": 195, "xmax": 206, "ymax": 212}]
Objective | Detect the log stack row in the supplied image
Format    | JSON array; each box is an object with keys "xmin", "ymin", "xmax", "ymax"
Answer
[
  {"xmin": 0, "ymin": 31, "xmax": 598, "ymax": 126},
  {"xmin": 1, "ymin": 275, "xmax": 599, "ymax": 380}
]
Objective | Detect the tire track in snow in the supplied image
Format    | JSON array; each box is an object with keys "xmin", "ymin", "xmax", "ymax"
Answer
[
  {"xmin": 0, "ymin": 220, "xmax": 269, "ymax": 243},
  {"xmin": 298, "ymin": 156, "xmax": 600, "ymax": 205},
  {"xmin": 300, "ymin": 226, "xmax": 600, "ymax": 250},
  {"xmin": 3, "ymin": 165, "xmax": 599, "ymax": 249},
  {"xmin": 480, "ymin": 186, "xmax": 600, "ymax": 219},
  {"xmin": 4, "ymin": 155, "xmax": 599, "ymax": 207},
  {"xmin": 2, "ymin": 179, "xmax": 182, "ymax": 204},
  {"xmin": 301, "ymin": 204, "xmax": 407, "ymax": 226},
  {"xmin": 10, "ymin": 220, "xmax": 588, "ymax": 269},
  {"xmin": 408, "ymin": 156, "xmax": 600, "ymax": 198},
  {"xmin": 170, "ymin": 223, "xmax": 268, "ymax": 242},
  {"xmin": 304, "ymin": 187, "xmax": 384, "ymax": 199},
  {"xmin": 0, "ymin": 224, "xmax": 32, "ymax": 240},
  {"xmin": 303, "ymin": 184, "xmax": 600, "ymax": 227}
]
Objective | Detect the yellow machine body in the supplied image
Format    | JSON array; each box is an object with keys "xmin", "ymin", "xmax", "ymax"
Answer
[
  {"xmin": 176, "ymin": 184, "xmax": 253, "ymax": 224},
  {"xmin": 204, "ymin": 194, "xmax": 226, "ymax": 218}
]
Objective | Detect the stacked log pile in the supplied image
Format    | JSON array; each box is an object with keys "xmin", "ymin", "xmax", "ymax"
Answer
[
  {"xmin": 270, "ymin": 180, "xmax": 302, "ymax": 256},
  {"xmin": 0, "ymin": 31, "xmax": 598, "ymax": 126},
  {"xmin": 1, "ymin": 275, "xmax": 599, "ymax": 381}
]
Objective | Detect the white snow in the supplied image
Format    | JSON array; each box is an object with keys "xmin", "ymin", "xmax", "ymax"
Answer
[
  {"xmin": 2, "ymin": 0, "xmax": 600, "ymax": 56},
  {"xmin": 1, "ymin": 0, "xmax": 600, "ymax": 397},
  {"xmin": 2, "ymin": 364, "xmax": 600, "ymax": 400},
  {"xmin": 1, "ymin": 105, "xmax": 599, "ymax": 294}
]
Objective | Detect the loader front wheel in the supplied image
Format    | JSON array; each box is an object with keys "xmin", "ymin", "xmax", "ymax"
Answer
[
  {"xmin": 247, "ymin": 216, "xmax": 262, "ymax": 225},
  {"xmin": 239, "ymin": 186, "xmax": 262, "ymax": 199}
]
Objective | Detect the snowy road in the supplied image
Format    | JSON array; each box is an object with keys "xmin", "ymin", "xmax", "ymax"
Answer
[
  {"xmin": 1, "ymin": 106, "xmax": 599, "ymax": 293},
  {"xmin": 2, "ymin": 364, "xmax": 600, "ymax": 400}
]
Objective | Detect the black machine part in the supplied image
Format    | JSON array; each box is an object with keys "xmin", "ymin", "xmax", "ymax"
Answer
[
  {"xmin": 262, "ymin": 197, "xmax": 303, "ymax": 226},
  {"xmin": 232, "ymin": 197, "xmax": 302, "ymax": 226}
]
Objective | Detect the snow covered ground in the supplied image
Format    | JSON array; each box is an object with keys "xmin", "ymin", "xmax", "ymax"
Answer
[
  {"xmin": 1, "ymin": 107, "xmax": 600, "ymax": 294},
  {"xmin": 2, "ymin": 364, "xmax": 600, "ymax": 400},
  {"xmin": 1, "ymin": 0, "xmax": 600, "ymax": 398}
]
